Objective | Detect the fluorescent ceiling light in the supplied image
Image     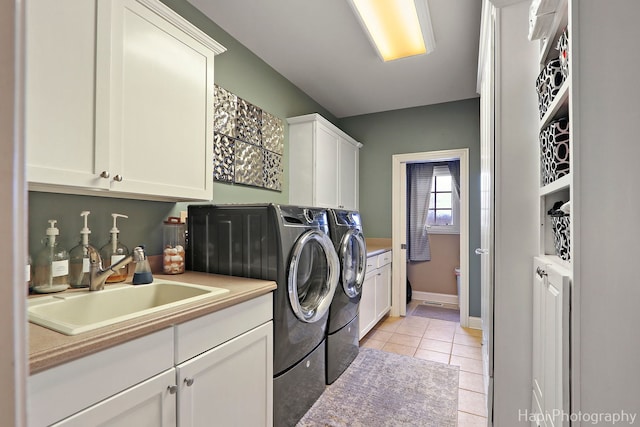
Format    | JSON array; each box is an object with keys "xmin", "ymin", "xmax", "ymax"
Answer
[{"xmin": 349, "ymin": 0, "xmax": 436, "ymax": 62}]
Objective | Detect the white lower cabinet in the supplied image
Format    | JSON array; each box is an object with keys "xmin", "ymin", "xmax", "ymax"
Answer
[
  {"xmin": 359, "ymin": 251, "xmax": 392, "ymax": 339},
  {"xmin": 28, "ymin": 294, "xmax": 273, "ymax": 427},
  {"xmin": 532, "ymin": 257, "xmax": 570, "ymax": 427},
  {"xmin": 52, "ymin": 369, "xmax": 176, "ymax": 426},
  {"xmin": 177, "ymin": 322, "xmax": 273, "ymax": 426}
]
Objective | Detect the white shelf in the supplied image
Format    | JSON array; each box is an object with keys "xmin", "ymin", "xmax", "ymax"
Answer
[
  {"xmin": 539, "ymin": 80, "xmax": 569, "ymax": 130},
  {"xmin": 540, "ymin": 173, "xmax": 571, "ymax": 196}
]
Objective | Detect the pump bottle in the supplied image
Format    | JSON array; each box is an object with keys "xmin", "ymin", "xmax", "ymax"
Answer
[
  {"xmin": 69, "ymin": 211, "xmax": 96, "ymax": 288},
  {"xmin": 32, "ymin": 219, "xmax": 70, "ymax": 293},
  {"xmin": 99, "ymin": 213, "xmax": 129, "ymax": 283}
]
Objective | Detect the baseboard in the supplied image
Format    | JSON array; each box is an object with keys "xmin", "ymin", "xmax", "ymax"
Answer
[
  {"xmin": 412, "ymin": 291, "xmax": 459, "ymax": 306},
  {"xmin": 468, "ymin": 316, "xmax": 482, "ymax": 330}
]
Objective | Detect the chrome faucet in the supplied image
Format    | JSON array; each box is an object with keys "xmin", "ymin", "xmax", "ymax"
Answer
[{"xmin": 87, "ymin": 246, "xmax": 145, "ymax": 291}]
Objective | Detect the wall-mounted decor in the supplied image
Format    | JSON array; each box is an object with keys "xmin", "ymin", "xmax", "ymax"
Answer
[{"xmin": 213, "ymin": 84, "xmax": 284, "ymax": 191}]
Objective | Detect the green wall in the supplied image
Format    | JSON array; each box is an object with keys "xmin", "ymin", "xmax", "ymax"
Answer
[{"xmin": 338, "ymin": 99, "xmax": 482, "ymax": 316}]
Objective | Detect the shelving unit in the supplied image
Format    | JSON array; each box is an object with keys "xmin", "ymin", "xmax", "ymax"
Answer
[
  {"xmin": 532, "ymin": 2, "xmax": 572, "ymax": 426},
  {"xmin": 537, "ymin": 2, "xmax": 572, "ymax": 264}
]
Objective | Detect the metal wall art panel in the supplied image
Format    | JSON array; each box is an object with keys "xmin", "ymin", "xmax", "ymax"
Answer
[
  {"xmin": 234, "ymin": 141, "xmax": 264, "ymax": 187},
  {"xmin": 213, "ymin": 133, "xmax": 234, "ymax": 182},
  {"xmin": 262, "ymin": 111, "xmax": 284, "ymax": 155},
  {"xmin": 214, "ymin": 85, "xmax": 237, "ymax": 137},
  {"xmin": 212, "ymin": 85, "xmax": 284, "ymax": 191},
  {"xmin": 263, "ymin": 151, "xmax": 283, "ymax": 191},
  {"xmin": 236, "ymin": 98, "xmax": 262, "ymax": 146}
]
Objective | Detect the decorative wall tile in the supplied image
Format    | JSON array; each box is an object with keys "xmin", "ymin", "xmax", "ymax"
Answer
[
  {"xmin": 214, "ymin": 85, "xmax": 237, "ymax": 137},
  {"xmin": 213, "ymin": 133, "xmax": 234, "ymax": 182},
  {"xmin": 262, "ymin": 111, "xmax": 284, "ymax": 154},
  {"xmin": 263, "ymin": 151, "xmax": 283, "ymax": 191},
  {"xmin": 235, "ymin": 141, "xmax": 263, "ymax": 187},
  {"xmin": 236, "ymin": 98, "xmax": 262, "ymax": 146},
  {"xmin": 212, "ymin": 86, "xmax": 284, "ymax": 191}
]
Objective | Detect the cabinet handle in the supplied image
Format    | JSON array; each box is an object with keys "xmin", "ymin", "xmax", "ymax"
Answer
[
  {"xmin": 475, "ymin": 248, "xmax": 488, "ymax": 255},
  {"xmin": 168, "ymin": 385, "xmax": 178, "ymax": 394},
  {"xmin": 184, "ymin": 377, "xmax": 194, "ymax": 387},
  {"xmin": 536, "ymin": 267, "xmax": 547, "ymax": 278},
  {"xmin": 113, "ymin": 174, "xmax": 123, "ymax": 182},
  {"xmin": 100, "ymin": 171, "xmax": 110, "ymax": 179}
]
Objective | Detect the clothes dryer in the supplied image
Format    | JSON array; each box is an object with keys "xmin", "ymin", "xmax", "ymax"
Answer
[
  {"xmin": 325, "ymin": 209, "xmax": 367, "ymax": 384},
  {"xmin": 187, "ymin": 204, "xmax": 340, "ymax": 427}
]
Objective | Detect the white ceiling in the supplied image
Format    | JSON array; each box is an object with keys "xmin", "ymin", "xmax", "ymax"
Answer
[{"xmin": 187, "ymin": 0, "xmax": 483, "ymax": 118}]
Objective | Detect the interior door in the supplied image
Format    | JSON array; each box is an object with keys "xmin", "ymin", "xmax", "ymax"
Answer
[{"xmin": 478, "ymin": 2, "xmax": 496, "ymax": 412}]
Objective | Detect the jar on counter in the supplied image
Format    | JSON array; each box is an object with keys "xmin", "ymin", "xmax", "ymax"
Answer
[{"xmin": 163, "ymin": 216, "xmax": 186, "ymax": 274}]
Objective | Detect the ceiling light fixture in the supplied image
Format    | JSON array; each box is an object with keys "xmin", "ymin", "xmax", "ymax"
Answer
[{"xmin": 348, "ymin": 0, "xmax": 436, "ymax": 62}]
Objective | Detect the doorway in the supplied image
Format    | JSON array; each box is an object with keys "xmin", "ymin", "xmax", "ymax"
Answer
[{"xmin": 391, "ymin": 149, "xmax": 470, "ymax": 327}]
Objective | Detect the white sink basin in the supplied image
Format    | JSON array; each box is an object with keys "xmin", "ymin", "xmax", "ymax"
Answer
[{"xmin": 28, "ymin": 280, "xmax": 230, "ymax": 335}]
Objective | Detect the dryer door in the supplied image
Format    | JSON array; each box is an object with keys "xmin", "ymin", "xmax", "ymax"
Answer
[
  {"xmin": 339, "ymin": 229, "xmax": 367, "ymax": 299},
  {"xmin": 288, "ymin": 230, "xmax": 340, "ymax": 323}
]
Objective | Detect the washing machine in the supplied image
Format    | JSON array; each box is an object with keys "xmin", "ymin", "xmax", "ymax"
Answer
[
  {"xmin": 187, "ymin": 204, "xmax": 340, "ymax": 427},
  {"xmin": 325, "ymin": 209, "xmax": 367, "ymax": 384}
]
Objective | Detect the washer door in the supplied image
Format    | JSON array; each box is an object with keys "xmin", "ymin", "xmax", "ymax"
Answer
[
  {"xmin": 288, "ymin": 230, "xmax": 340, "ymax": 323},
  {"xmin": 339, "ymin": 229, "xmax": 367, "ymax": 298}
]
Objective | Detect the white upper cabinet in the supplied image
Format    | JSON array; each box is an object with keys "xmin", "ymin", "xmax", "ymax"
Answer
[
  {"xmin": 25, "ymin": 0, "xmax": 226, "ymax": 201},
  {"xmin": 25, "ymin": 0, "xmax": 105, "ymax": 190},
  {"xmin": 287, "ymin": 114, "xmax": 362, "ymax": 211}
]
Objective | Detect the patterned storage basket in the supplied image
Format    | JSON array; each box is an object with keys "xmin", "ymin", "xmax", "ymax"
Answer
[
  {"xmin": 557, "ymin": 28, "xmax": 569, "ymax": 79},
  {"xmin": 551, "ymin": 216, "xmax": 570, "ymax": 261},
  {"xmin": 540, "ymin": 117, "xmax": 570, "ymax": 185},
  {"xmin": 535, "ymin": 58, "xmax": 565, "ymax": 119}
]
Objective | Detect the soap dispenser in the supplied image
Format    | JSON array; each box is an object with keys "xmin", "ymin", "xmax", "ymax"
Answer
[
  {"xmin": 69, "ymin": 211, "xmax": 96, "ymax": 288},
  {"xmin": 99, "ymin": 213, "xmax": 129, "ymax": 283},
  {"xmin": 32, "ymin": 219, "xmax": 70, "ymax": 293}
]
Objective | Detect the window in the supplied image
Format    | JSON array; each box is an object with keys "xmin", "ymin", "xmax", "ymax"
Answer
[{"xmin": 427, "ymin": 165, "xmax": 459, "ymax": 233}]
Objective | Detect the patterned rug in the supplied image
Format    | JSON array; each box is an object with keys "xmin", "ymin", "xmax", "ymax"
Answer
[
  {"xmin": 297, "ymin": 348, "xmax": 459, "ymax": 427},
  {"xmin": 412, "ymin": 304, "xmax": 461, "ymax": 322}
]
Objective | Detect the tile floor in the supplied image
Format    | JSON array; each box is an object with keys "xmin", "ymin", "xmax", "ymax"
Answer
[{"xmin": 360, "ymin": 300, "xmax": 487, "ymax": 427}]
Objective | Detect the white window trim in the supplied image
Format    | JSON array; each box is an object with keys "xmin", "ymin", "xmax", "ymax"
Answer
[{"xmin": 427, "ymin": 165, "xmax": 460, "ymax": 234}]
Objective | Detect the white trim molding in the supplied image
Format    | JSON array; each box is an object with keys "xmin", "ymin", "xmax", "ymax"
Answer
[{"xmin": 392, "ymin": 148, "xmax": 470, "ymax": 327}]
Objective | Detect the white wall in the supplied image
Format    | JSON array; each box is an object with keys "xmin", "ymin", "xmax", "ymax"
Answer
[{"xmin": 574, "ymin": 0, "xmax": 640, "ymax": 420}]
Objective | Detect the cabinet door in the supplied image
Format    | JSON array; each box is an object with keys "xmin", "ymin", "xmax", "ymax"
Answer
[
  {"xmin": 177, "ymin": 322, "xmax": 273, "ymax": 427},
  {"xmin": 542, "ymin": 265, "xmax": 570, "ymax": 427},
  {"xmin": 52, "ymin": 369, "xmax": 176, "ymax": 427},
  {"xmin": 375, "ymin": 262, "xmax": 392, "ymax": 320},
  {"xmin": 97, "ymin": 0, "xmax": 218, "ymax": 200},
  {"xmin": 359, "ymin": 269, "xmax": 377, "ymax": 340},
  {"xmin": 338, "ymin": 139, "xmax": 358, "ymax": 210},
  {"xmin": 25, "ymin": 0, "xmax": 110, "ymax": 190},
  {"xmin": 313, "ymin": 124, "xmax": 339, "ymax": 208}
]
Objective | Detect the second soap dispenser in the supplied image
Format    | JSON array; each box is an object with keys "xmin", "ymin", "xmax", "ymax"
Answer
[
  {"xmin": 99, "ymin": 213, "xmax": 129, "ymax": 283},
  {"xmin": 69, "ymin": 211, "xmax": 96, "ymax": 288}
]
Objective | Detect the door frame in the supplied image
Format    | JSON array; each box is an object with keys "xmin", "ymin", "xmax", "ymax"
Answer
[{"xmin": 391, "ymin": 148, "xmax": 470, "ymax": 327}]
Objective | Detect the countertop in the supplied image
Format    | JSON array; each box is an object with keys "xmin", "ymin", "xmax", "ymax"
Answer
[
  {"xmin": 28, "ymin": 272, "xmax": 276, "ymax": 374},
  {"xmin": 366, "ymin": 237, "xmax": 392, "ymax": 257}
]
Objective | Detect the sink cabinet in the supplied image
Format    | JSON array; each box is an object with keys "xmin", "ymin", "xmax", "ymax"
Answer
[
  {"xmin": 25, "ymin": 0, "xmax": 226, "ymax": 201},
  {"xmin": 28, "ymin": 294, "xmax": 273, "ymax": 427}
]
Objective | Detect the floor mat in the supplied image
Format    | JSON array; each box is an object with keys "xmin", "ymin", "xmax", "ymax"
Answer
[
  {"xmin": 411, "ymin": 304, "xmax": 461, "ymax": 322},
  {"xmin": 297, "ymin": 347, "xmax": 459, "ymax": 427}
]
